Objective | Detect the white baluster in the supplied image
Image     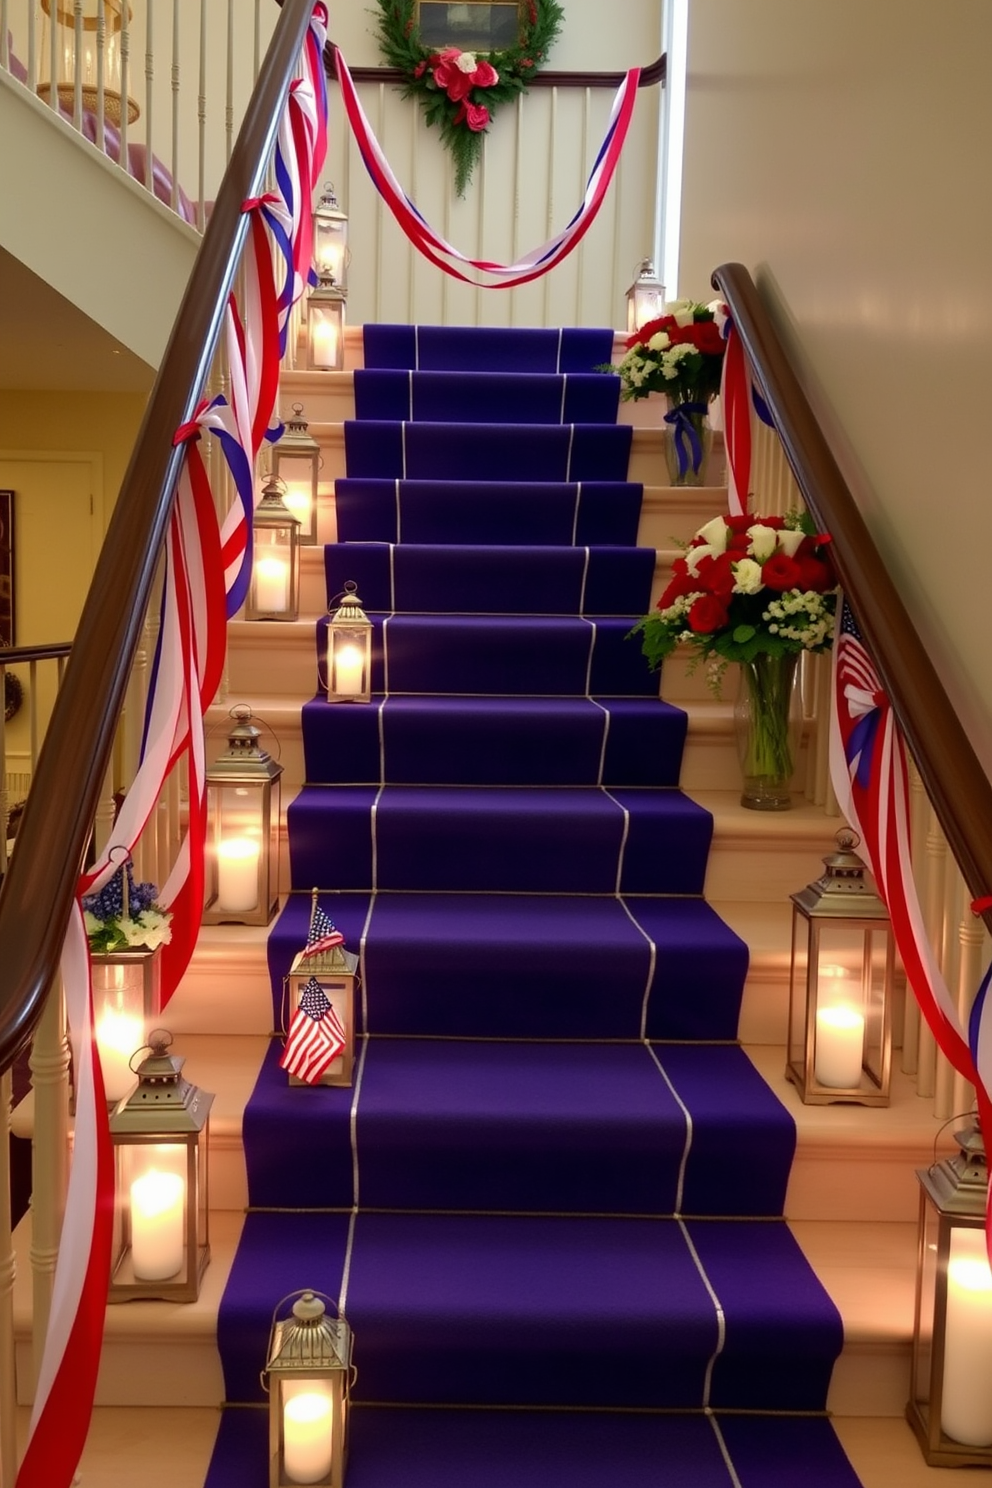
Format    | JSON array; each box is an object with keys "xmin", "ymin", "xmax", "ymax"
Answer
[{"xmin": 30, "ymin": 978, "xmax": 70, "ymax": 1398}]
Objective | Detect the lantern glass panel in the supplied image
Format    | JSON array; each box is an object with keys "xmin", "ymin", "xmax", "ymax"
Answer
[
  {"xmin": 205, "ymin": 778, "xmax": 279, "ymax": 924},
  {"xmin": 92, "ymin": 952, "xmax": 161, "ymax": 1104},
  {"xmin": 628, "ymin": 283, "xmax": 664, "ymax": 333},
  {"xmin": 275, "ymin": 1377, "xmax": 341, "ymax": 1486},
  {"xmin": 276, "ymin": 455, "xmax": 317, "ymax": 542},
  {"xmin": 308, "ymin": 299, "xmax": 345, "ymax": 372},
  {"xmin": 110, "ymin": 1132, "xmax": 208, "ymax": 1301},
  {"xmin": 314, "ymin": 218, "xmax": 348, "ymax": 291},
  {"xmin": 252, "ymin": 524, "xmax": 296, "ymax": 617},
  {"xmin": 911, "ymin": 1191, "xmax": 941, "ymax": 1428},
  {"xmin": 327, "ymin": 627, "xmax": 370, "ymax": 702},
  {"xmin": 862, "ymin": 925, "xmax": 891, "ymax": 1084},
  {"xmin": 787, "ymin": 906, "xmax": 810, "ymax": 1077}
]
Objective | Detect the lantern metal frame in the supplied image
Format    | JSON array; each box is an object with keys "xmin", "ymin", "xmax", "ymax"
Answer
[
  {"xmin": 283, "ymin": 942, "xmax": 359, "ymax": 1088},
  {"xmin": 625, "ymin": 258, "xmax": 665, "ymax": 334},
  {"xmin": 306, "ymin": 279, "xmax": 346, "ymax": 373},
  {"xmin": 272, "ymin": 404, "xmax": 321, "ymax": 546},
  {"xmin": 203, "ymin": 706, "xmax": 284, "ymax": 927},
  {"xmin": 907, "ymin": 1123, "xmax": 992, "ymax": 1466},
  {"xmin": 785, "ymin": 831, "xmax": 894, "ymax": 1106},
  {"xmin": 108, "ymin": 1030, "xmax": 213, "ymax": 1304},
  {"xmin": 323, "ymin": 583, "xmax": 373, "ymax": 704},
  {"xmin": 92, "ymin": 943, "xmax": 163, "ymax": 1106},
  {"xmin": 312, "ymin": 182, "xmax": 349, "ymax": 294},
  {"xmin": 246, "ymin": 475, "xmax": 301, "ymax": 622},
  {"xmin": 264, "ymin": 1289, "xmax": 354, "ymax": 1488}
]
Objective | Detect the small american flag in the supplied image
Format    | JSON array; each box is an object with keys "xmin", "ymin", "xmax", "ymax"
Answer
[
  {"xmin": 280, "ymin": 976, "xmax": 347, "ymax": 1084},
  {"xmin": 301, "ymin": 895, "xmax": 345, "ymax": 958}
]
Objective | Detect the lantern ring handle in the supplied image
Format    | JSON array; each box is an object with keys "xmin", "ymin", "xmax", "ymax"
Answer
[
  {"xmin": 127, "ymin": 1026, "xmax": 174, "ymax": 1074},
  {"xmin": 268, "ymin": 1287, "xmax": 348, "ymax": 1328},
  {"xmin": 202, "ymin": 703, "xmax": 283, "ymax": 762}
]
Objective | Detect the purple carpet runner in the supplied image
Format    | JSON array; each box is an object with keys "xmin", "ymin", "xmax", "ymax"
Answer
[{"xmin": 206, "ymin": 325, "xmax": 864, "ymax": 1487}]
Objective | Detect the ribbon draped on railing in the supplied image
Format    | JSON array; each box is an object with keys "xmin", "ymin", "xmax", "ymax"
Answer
[
  {"xmin": 334, "ymin": 46, "xmax": 641, "ymax": 289},
  {"xmin": 16, "ymin": 9, "xmax": 330, "ymax": 1486}
]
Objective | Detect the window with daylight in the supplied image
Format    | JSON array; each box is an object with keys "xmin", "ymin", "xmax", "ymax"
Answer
[{"xmin": 417, "ymin": 2, "xmax": 523, "ymax": 51}]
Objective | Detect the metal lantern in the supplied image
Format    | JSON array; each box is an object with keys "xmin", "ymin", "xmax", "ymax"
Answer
[
  {"xmin": 306, "ymin": 280, "xmax": 346, "ymax": 372},
  {"xmin": 38, "ymin": 1, "xmax": 139, "ymax": 125},
  {"xmin": 312, "ymin": 183, "xmax": 349, "ymax": 293},
  {"xmin": 203, "ymin": 707, "xmax": 283, "ymax": 926},
  {"xmin": 92, "ymin": 945, "xmax": 163, "ymax": 1105},
  {"xmin": 265, "ymin": 1289, "xmax": 354, "ymax": 1488},
  {"xmin": 108, "ymin": 1030, "xmax": 213, "ymax": 1303},
  {"xmin": 785, "ymin": 830, "xmax": 894, "ymax": 1105},
  {"xmin": 625, "ymin": 258, "xmax": 665, "ymax": 333},
  {"xmin": 284, "ymin": 944, "xmax": 358, "ymax": 1089},
  {"xmin": 324, "ymin": 584, "xmax": 372, "ymax": 704},
  {"xmin": 247, "ymin": 476, "xmax": 301, "ymax": 621},
  {"xmin": 908, "ymin": 1121, "xmax": 992, "ymax": 1465},
  {"xmin": 272, "ymin": 405, "xmax": 321, "ymax": 546}
]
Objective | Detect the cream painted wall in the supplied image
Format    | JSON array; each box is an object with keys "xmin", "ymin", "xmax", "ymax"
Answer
[
  {"xmin": 0, "ymin": 392, "xmax": 147, "ymax": 523},
  {"xmin": 677, "ymin": 0, "xmax": 992, "ymax": 777}
]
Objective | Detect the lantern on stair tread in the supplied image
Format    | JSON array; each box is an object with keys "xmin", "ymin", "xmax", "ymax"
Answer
[
  {"xmin": 247, "ymin": 476, "xmax": 301, "ymax": 622},
  {"xmin": 908, "ymin": 1120, "xmax": 992, "ymax": 1465},
  {"xmin": 203, "ymin": 706, "xmax": 283, "ymax": 926},
  {"xmin": 323, "ymin": 584, "xmax": 372, "ymax": 704},
  {"xmin": 306, "ymin": 279, "xmax": 346, "ymax": 373},
  {"xmin": 625, "ymin": 258, "xmax": 665, "ymax": 333},
  {"xmin": 283, "ymin": 941, "xmax": 358, "ymax": 1088},
  {"xmin": 785, "ymin": 830, "xmax": 893, "ymax": 1106},
  {"xmin": 312, "ymin": 182, "xmax": 349, "ymax": 294},
  {"xmin": 264, "ymin": 1289, "xmax": 354, "ymax": 1488},
  {"xmin": 92, "ymin": 944, "xmax": 162, "ymax": 1105},
  {"xmin": 272, "ymin": 404, "xmax": 321, "ymax": 546},
  {"xmin": 108, "ymin": 1030, "xmax": 213, "ymax": 1303}
]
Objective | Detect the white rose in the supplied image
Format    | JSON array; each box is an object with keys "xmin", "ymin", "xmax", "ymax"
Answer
[
  {"xmin": 685, "ymin": 543, "xmax": 716, "ymax": 575},
  {"xmin": 647, "ymin": 331, "xmax": 671, "ymax": 352},
  {"xmin": 672, "ymin": 307, "xmax": 695, "ymax": 328},
  {"xmin": 777, "ymin": 528, "xmax": 805, "ymax": 557},
  {"xmin": 747, "ymin": 524, "xmax": 779, "ymax": 561},
  {"xmin": 455, "ymin": 51, "xmax": 477, "ymax": 71},
  {"xmin": 695, "ymin": 516, "xmax": 730, "ymax": 552},
  {"xmin": 732, "ymin": 558, "xmax": 764, "ymax": 594},
  {"xmin": 706, "ymin": 298, "xmax": 729, "ymax": 335}
]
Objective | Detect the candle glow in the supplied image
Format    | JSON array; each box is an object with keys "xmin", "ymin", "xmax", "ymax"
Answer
[
  {"xmin": 130, "ymin": 1168, "xmax": 185, "ymax": 1281},
  {"xmin": 283, "ymin": 1391, "xmax": 334, "ymax": 1483},
  {"xmin": 255, "ymin": 554, "xmax": 291, "ymax": 613},
  {"xmin": 814, "ymin": 1004, "xmax": 865, "ymax": 1088},
  {"xmin": 95, "ymin": 1008, "xmax": 143, "ymax": 1102},
  {"xmin": 217, "ymin": 837, "xmax": 260, "ymax": 914},
  {"xmin": 941, "ymin": 1234, "xmax": 992, "ymax": 1445},
  {"xmin": 333, "ymin": 642, "xmax": 364, "ymax": 698}
]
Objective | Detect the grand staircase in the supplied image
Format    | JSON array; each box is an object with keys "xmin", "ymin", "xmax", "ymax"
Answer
[{"xmin": 10, "ymin": 327, "xmax": 958, "ymax": 1488}]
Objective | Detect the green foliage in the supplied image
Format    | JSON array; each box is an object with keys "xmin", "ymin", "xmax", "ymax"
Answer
[{"xmin": 373, "ymin": 0, "xmax": 565, "ymax": 195}]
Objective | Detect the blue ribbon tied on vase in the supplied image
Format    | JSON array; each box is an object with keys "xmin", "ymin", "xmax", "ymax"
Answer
[{"xmin": 663, "ymin": 400, "xmax": 710, "ymax": 478}]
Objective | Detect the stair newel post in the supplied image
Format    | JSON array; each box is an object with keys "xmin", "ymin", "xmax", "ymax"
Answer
[
  {"xmin": 29, "ymin": 973, "xmax": 70, "ymax": 1396},
  {"xmin": 0, "ymin": 1067, "xmax": 16, "ymax": 1488}
]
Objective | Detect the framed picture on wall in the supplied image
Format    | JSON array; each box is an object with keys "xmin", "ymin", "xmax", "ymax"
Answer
[
  {"xmin": 417, "ymin": 1, "xmax": 522, "ymax": 50},
  {"xmin": 0, "ymin": 491, "xmax": 12, "ymax": 647}
]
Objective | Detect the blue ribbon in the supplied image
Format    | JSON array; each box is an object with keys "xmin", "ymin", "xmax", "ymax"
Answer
[
  {"xmin": 845, "ymin": 706, "xmax": 881, "ymax": 790},
  {"xmin": 663, "ymin": 401, "xmax": 709, "ymax": 477}
]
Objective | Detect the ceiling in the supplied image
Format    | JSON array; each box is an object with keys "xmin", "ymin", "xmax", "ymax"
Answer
[{"xmin": 0, "ymin": 244, "xmax": 155, "ymax": 395}]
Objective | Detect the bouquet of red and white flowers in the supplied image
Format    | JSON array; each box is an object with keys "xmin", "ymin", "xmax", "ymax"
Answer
[
  {"xmin": 606, "ymin": 299, "xmax": 726, "ymax": 405},
  {"xmin": 632, "ymin": 510, "xmax": 837, "ymax": 689}
]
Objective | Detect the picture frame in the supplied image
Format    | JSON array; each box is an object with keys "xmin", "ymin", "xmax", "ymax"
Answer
[{"xmin": 417, "ymin": 1, "xmax": 522, "ymax": 50}]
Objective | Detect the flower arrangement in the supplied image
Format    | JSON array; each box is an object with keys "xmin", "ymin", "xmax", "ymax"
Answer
[
  {"xmin": 82, "ymin": 859, "xmax": 173, "ymax": 955},
  {"xmin": 607, "ymin": 299, "xmax": 726, "ymax": 405},
  {"xmin": 632, "ymin": 510, "xmax": 837, "ymax": 685},
  {"xmin": 374, "ymin": 0, "xmax": 564, "ymax": 195}
]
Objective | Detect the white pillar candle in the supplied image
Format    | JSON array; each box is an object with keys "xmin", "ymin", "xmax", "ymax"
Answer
[
  {"xmin": 333, "ymin": 643, "xmax": 364, "ymax": 698},
  {"xmin": 814, "ymin": 1004, "xmax": 865, "ymax": 1088},
  {"xmin": 311, "ymin": 317, "xmax": 339, "ymax": 370},
  {"xmin": 283, "ymin": 1392, "xmax": 334, "ymax": 1484},
  {"xmin": 283, "ymin": 485, "xmax": 313, "ymax": 530},
  {"xmin": 941, "ymin": 1234, "xmax": 992, "ymax": 1445},
  {"xmin": 130, "ymin": 1169, "xmax": 185, "ymax": 1281},
  {"xmin": 255, "ymin": 554, "xmax": 290, "ymax": 613},
  {"xmin": 217, "ymin": 837, "xmax": 260, "ymax": 914},
  {"xmin": 95, "ymin": 1009, "xmax": 143, "ymax": 1102}
]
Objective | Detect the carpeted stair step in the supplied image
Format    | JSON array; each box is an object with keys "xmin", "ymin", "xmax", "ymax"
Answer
[
  {"xmin": 218, "ymin": 1210, "xmax": 843, "ymax": 1412},
  {"xmin": 334, "ymin": 477, "xmax": 645, "ymax": 547},
  {"xmin": 353, "ymin": 368, "xmax": 621, "ymax": 425},
  {"xmin": 301, "ymin": 694, "xmax": 688, "ymax": 787},
  {"xmin": 205, "ymin": 1406, "xmax": 865, "ymax": 1488},
  {"xmin": 314, "ymin": 613, "xmax": 658, "ymax": 696},
  {"xmin": 267, "ymin": 891, "xmax": 749, "ymax": 1041},
  {"xmin": 286, "ymin": 784, "xmax": 713, "ymax": 895},
  {"xmin": 344, "ymin": 420, "xmax": 633, "ymax": 482},
  {"xmin": 242, "ymin": 1037, "xmax": 795, "ymax": 1216},
  {"xmin": 323, "ymin": 541, "xmax": 656, "ymax": 616},
  {"xmin": 362, "ymin": 323, "xmax": 616, "ymax": 374}
]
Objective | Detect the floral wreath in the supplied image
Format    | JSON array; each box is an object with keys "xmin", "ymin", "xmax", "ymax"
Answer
[
  {"xmin": 374, "ymin": 0, "xmax": 564, "ymax": 195},
  {"xmin": 4, "ymin": 672, "xmax": 22, "ymax": 724}
]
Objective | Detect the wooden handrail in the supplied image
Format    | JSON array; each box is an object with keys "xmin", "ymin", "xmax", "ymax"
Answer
[
  {"xmin": 330, "ymin": 54, "xmax": 666, "ymax": 89},
  {"xmin": 0, "ymin": 0, "xmax": 320, "ymax": 1074},
  {"xmin": 712, "ymin": 263, "xmax": 992, "ymax": 934},
  {"xmin": 0, "ymin": 644, "xmax": 71, "ymax": 665}
]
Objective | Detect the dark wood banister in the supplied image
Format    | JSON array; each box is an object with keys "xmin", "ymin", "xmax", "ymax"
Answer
[
  {"xmin": 712, "ymin": 263, "xmax": 992, "ymax": 933},
  {"xmin": 0, "ymin": 644, "xmax": 71, "ymax": 664},
  {"xmin": 0, "ymin": 0, "xmax": 319, "ymax": 1074},
  {"xmin": 330, "ymin": 54, "xmax": 666, "ymax": 89}
]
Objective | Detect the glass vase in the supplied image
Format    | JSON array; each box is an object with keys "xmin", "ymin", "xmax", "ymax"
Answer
[
  {"xmin": 734, "ymin": 653, "xmax": 802, "ymax": 810},
  {"xmin": 663, "ymin": 400, "xmax": 713, "ymax": 486}
]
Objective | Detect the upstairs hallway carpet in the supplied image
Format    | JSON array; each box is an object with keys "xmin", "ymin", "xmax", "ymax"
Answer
[{"xmin": 205, "ymin": 323, "xmax": 864, "ymax": 1488}]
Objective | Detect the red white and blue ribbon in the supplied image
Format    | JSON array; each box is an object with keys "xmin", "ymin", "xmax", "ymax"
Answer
[
  {"xmin": 335, "ymin": 46, "xmax": 640, "ymax": 289},
  {"xmin": 17, "ymin": 10, "xmax": 330, "ymax": 1486}
]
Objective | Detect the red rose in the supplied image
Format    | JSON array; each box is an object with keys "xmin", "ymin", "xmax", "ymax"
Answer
[
  {"xmin": 687, "ymin": 594, "xmax": 728, "ymax": 634},
  {"xmin": 657, "ymin": 571, "xmax": 697, "ymax": 608},
  {"xmin": 694, "ymin": 551, "xmax": 735, "ymax": 600},
  {"xmin": 472, "ymin": 60, "xmax": 499, "ymax": 87},
  {"xmin": 727, "ymin": 533, "xmax": 751, "ymax": 554},
  {"xmin": 761, "ymin": 553, "xmax": 802, "ymax": 591},
  {"xmin": 795, "ymin": 555, "xmax": 835, "ymax": 591},
  {"xmin": 627, "ymin": 314, "xmax": 677, "ymax": 350},
  {"xmin": 690, "ymin": 320, "xmax": 725, "ymax": 356},
  {"xmin": 726, "ymin": 515, "xmax": 752, "ymax": 535},
  {"xmin": 461, "ymin": 100, "xmax": 490, "ymax": 131}
]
